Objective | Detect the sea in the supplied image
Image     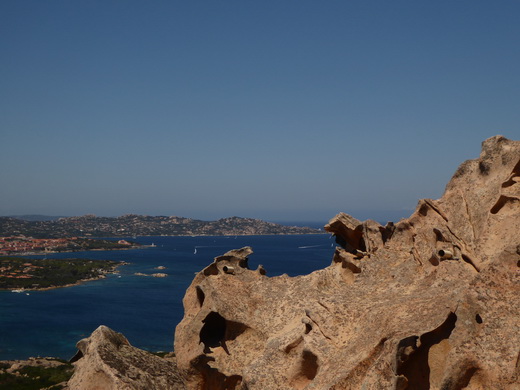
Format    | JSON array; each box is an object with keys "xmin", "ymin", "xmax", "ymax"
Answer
[{"xmin": 0, "ymin": 232, "xmax": 335, "ymax": 361}]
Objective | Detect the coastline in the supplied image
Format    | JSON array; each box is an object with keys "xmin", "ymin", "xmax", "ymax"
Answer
[
  {"xmin": 5, "ymin": 246, "xmax": 140, "ymax": 256},
  {"xmin": 6, "ymin": 276, "xmax": 105, "ymax": 292},
  {"xmin": 1, "ymin": 261, "xmax": 127, "ymax": 292},
  {"xmin": 0, "ymin": 232, "xmax": 326, "ymax": 256},
  {"xmin": 0, "ymin": 234, "xmax": 334, "ymax": 362}
]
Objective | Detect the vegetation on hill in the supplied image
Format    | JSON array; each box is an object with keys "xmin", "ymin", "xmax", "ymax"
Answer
[
  {"xmin": 0, "ymin": 256, "xmax": 122, "ymax": 290},
  {"xmin": 0, "ymin": 358, "xmax": 73, "ymax": 390}
]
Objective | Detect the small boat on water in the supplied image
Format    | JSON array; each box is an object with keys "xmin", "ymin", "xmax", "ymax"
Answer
[
  {"xmin": 11, "ymin": 289, "xmax": 24, "ymax": 293},
  {"xmin": 150, "ymin": 243, "xmax": 157, "ymax": 247}
]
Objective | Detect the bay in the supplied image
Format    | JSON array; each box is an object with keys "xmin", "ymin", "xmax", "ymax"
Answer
[{"xmin": 0, "ymin": 234, "xmax": 334, "ymax": 360}]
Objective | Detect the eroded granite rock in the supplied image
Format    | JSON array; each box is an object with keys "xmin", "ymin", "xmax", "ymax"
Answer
[
  {"xmin": 67, "ymin": 325, "xmax": 185, "ymax": 390},
  {"xmin": 68, "ymin": 136, "xmax": 519, "ymax": 389},
  {"xmin": 174, "ymin": 136, "xmax": 520, "ymax": 389}
]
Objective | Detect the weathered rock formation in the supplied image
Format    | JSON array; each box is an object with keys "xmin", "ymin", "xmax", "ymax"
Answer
[
  {"xmin": 68, "ymin": 136, "xmax": 519, "ymax": 389},
  {"xmin": 173, "ymin": 136, "xmax": 520, "ymax": 389},
  {"xmin": 67, "ymin": 326, "xmax": 185, "ymax": 389}
]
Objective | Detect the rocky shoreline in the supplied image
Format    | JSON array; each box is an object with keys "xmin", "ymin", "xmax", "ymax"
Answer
[{"xmin": 5, "ymin": 273, "xmax": 117, "ymax": 292}]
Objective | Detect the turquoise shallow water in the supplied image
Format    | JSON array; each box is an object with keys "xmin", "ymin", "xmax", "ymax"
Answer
[{"xmin": 0, "ymin": 234, "xmax": 334, "ymax": 360}]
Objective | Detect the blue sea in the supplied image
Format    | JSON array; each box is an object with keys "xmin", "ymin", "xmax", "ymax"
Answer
[{"xmin": 0, "ymin": 234, "xmax": 334, "ymax": 360}]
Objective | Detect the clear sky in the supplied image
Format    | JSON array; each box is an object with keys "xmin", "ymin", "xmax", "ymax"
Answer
[{"xmin": 1, "ymin": 1, "xmax": 519, "ymax": 223}]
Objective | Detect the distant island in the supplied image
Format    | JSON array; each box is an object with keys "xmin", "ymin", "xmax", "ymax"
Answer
[
  {"xmin": 0, "ymin": 215, "xmax": 323, "ymax": 238},
  {"xmin": 0, "ymin": 256, "xmax": 123, "ymax": 290}
]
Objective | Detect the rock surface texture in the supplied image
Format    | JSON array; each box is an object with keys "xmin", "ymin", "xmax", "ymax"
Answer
[
  {"xmin": 67, "ymin": 326, "xmax": 185, "ymax": 389},
  {"xmin": 173, "ymin": 136, "xmax": 520, "ymax": 390}
]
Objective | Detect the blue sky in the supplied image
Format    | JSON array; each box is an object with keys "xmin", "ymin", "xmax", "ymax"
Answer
[{"xmin": 1, "ymin": 1, "xmax": 519, "ymax": 223}]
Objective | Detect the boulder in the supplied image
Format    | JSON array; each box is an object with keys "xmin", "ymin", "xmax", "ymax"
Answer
[
  {"xmin": 174, "ymin": 136, "xmax": 520, "ymax": 389},
  {"xmin": 67, "ymin": 325, "xmax": 185, "ymax": 390}
]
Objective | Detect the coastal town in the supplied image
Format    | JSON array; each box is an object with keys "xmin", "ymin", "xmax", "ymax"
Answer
[
  {"xmin": 0, "ymin": 259, "xmax": 44, "ymax": 281},
  {"xmin": 0, "ymin": 214, "xmax": 322, "ymax": 238},
  {"xmin": 0, "ymin": 236, "xmax": 137, "ymax": 255},
  {"xmin": 0, "ymin": 236, "xmax": 70, "ymax": 255}
]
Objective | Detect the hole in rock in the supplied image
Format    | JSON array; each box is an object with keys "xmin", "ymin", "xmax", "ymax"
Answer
[
  {"xmin": 396, "ymin": 312, "xmax": 457, "ymax": 389},
  {"xmin": 69, "ymin": 349, "xmax": 83, "ymax": 363},
  {"xmin": 199, "ymin": 312, "xmax": 250, "ymax": 354},
  {"xmin": 342, "ymin": 259, "xmax": 361, "ymax": 273},
  {"xmin": 196, "ymin": 286, "xmax": 205, "ymax": 307},
  {"xmin": 301, "ymin": 350, "xmax": 318, "ymax": 380},
  {"xmin": 396, "ymin": 336, "xmax": 419, "ymax": 367},
  {"xmin": 334, "ymin": 225, "xmax": 366, "ymax": 253},
  {"xmin": 334, "ymin": 235, "xmax": 347, "ymax": 249},
  {"xmin": 203, "ymin": 263, "xmax": 219, "ymax": 276},
  {"xmin": 451, "ymin": 365, "xmax": 479, "ymax": 390},
  {"xmin": 304, "ymin": 323, "xmax": 312, "ymax": 334},
  {"xmin": 433, "ymin": 228, "xmax": 446, "ymax": 242},
  {"xmin": 502, "ymin": 159, "xmax": 520, "ymax": 188},
  {"xmin": 490, "ymin": 196, "xmax": 508, "ymax": 214},
  {"xmin": 357, "ymin": 237, "xmax": 367, "ymax": 253},
  {"xmin": 238, "ymin": 257, "xmax": 249, "ymax": 269},
  {"xmin": 257, "ymin": 264, "xmax": 266, "ymax": 275},
  {"xmin": 461, "ymin": 254, "xmax": 480, "ymax": 273},
  {"xmin": 490, "ymin": 195, "xmax": 519, "ymax": 215},
  {"xmin": 291, "ymin": 350, "xmax": 319, "ymax": 390},
  {"xmin": 380, "ymin": 222, "xmax": 395, "ymax": 243},
  {"xmin": 200, "ymin": 312, "xmax": 226, "ymax": 353},
  {"xmin": 225, "ymin": 375, "xmax": 243, "ymax": 390},
  {"xmin": 225, "ymin": 320, "xmax": 249, "ymax": 342},
  {"xmin": 438, "ymin": 249, "xmax": 453, "ymax": 259},
  {"xmin": 429, "ymin": 254, "xmax": 439, "ymax": 266},
  {"xmin": 475, "ymin": 314, "xmax": 483, "ymax": 324},
  {"xmin": 343, "ymin": 236, "xmax": 367, "ymax": 253},
  {"xmin": 193, "ymin": 355, "xmax": 243, "ymax": 390}
]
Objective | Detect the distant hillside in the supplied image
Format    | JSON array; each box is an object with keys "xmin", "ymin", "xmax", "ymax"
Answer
[
  {"xmin": 9, "ymin": 215, "xmax": 67, "ymax": 221},
  {"xmin": 0, "ymin": 214, "xmax": 323, "ymax": 238}
]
